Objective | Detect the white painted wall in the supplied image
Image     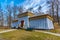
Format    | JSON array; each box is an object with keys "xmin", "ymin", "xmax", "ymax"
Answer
[
  {"xmin": 18, "ymin": 16, "xmax": 29, "ymax": 29},
  {"xmin": 11, "ymin": 22, "xmax": 18, "ymax": 28},
  {"xmin": 47, "ymin": 18, "xmax": 54, "ymax": 29},
  {"xmin": 29, "ymin": 18, "xmax": 54, "ymax": 29}
]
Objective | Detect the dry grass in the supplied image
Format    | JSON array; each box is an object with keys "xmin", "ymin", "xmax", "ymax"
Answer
[
  {"xmin": 0, "ymin": 30, "xmax": 60, "ymax": 40},
  {"xmin": 54, "ymin": 22, "xmax": 60, "ymax": 29},
  {"xmin": 0, "ymin": 26, "xmax": 11, "ymax": 29},
  {"xmin": 49, "ymin": 22, "xmax": 60, "ymax": 33},
  {"xmin": 0, "ymin": 29, "xmax": 11, "ymax": 31},
  {"xmin": 0, "ymin": 26, "xmax": 11, "ymax": 31},
  {"xmin": 46, "ymin": 29, "xmax": 60, "ymax": 34},
  {"xmin": 43, "ymin": 22, "xmax": 60, "ymax": 34}
]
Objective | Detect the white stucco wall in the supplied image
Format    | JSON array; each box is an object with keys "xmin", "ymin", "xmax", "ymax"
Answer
[
  {"xmin": 18, "ymin": 16, "xmax": 29, "ymax": 29},
  {"xmin": 11, "ymin": 22, "xmax": 18, "ymax": 28},
  {"xmin": 29, "ymin": 18, "xmax": 54, "ymax": 29},
  {"xmin": 47, "ymin": 18, "xmax": 54, "ymax": 29}
]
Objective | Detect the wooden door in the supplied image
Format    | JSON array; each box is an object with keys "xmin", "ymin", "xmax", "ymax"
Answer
[{"xmin": 21, "ymin": 20, "xmax": 24, "ymax": 28}]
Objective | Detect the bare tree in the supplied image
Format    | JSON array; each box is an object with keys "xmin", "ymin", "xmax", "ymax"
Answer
[
  {"xmin": 13, "ymin": 5, "xmax": 17, "ymax": 19},
  {"xmin": 38, "ymin": 6, "xmax": 41, "ymax": 13},
  {"xmin": 38, "ymin": 6, "xmax": 43, "ymax": 15},
  {"xmin": 51, "ymin": 0, "xmax": 55, "ymax": 23},
  {"xmin": 27, "ymin": 7, "xmax": 33, "ymax": 12},
  {"xmin": 6, "ymin": 5, "xmax": 12, "ymax": 27},
  {"xmin": 17, "ymin": 6, "xmax": 23, "ymax": 14},
  {"xmin": 46, "ymin": 0, "xmax": 53, "ymax": 16},
  {"xmin": 1, "ymin": 12, "xmax": 4, "ymax": 26},
  {"xmin": 56, "ymin": 0, "xmax": 60, "ymax": 24},
  {"xmin": 47, "ymin": 0, "xmax": 60, "ymax": 25},
  {"xmin": 0, "ymin": 9, "xmax": 4, "ymax": 27}
]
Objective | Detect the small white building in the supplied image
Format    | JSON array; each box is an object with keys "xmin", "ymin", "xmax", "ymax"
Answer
[{"xmin": 12, "ymin": 12, "xmax": 54, "ymax": 29}]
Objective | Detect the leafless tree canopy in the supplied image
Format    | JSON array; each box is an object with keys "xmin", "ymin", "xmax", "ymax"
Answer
[
  {"xmin": 46, "ymin": 0, "xmax": 60, "ymax": 25},
  {"xmin": 0, "ymin": 0, "xmax": 60, "ymax": 27}
]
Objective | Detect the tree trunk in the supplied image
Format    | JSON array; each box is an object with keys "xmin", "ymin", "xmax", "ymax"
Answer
[
  {"xmin": 51, "ymin": 0, "xmax": 54, "ymax": 23},
  {"xmin": 56, "ymin": 0, "xmax": 60, "ymax": 24}
]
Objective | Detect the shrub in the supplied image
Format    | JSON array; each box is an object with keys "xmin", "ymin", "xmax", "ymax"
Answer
[{"xmin": 26, "ymin": 28, "xmax": 33, "ymax": 31}]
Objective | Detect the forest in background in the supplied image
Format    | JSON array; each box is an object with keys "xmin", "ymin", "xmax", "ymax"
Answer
[{"xmin": 0, "ymin": 0, "xmax": 60, "ymax": 27}]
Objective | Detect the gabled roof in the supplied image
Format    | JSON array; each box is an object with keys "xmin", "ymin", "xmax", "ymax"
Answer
[
  {"xmin": 29, "ymin": 14, "xmax": 53, "ymax": 21},
  {"xmin": 12, "ymin": 19, "xmax": 18, "ymax": 23},
  {"xmin": 18, "ymin": 12, "xmax": 34, "ymax": 18}
]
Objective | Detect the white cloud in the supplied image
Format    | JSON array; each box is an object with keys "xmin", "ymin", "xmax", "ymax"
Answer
[
  {"xmin": 10, "ymin": 1, "xmax": 14, "ymax": 7},
  {"xmin": 23, "ymin": 0, "xmax": 41, "ymax": 9},
  {"xmin": 33, "ymin": 6, "xmax": 39, "ymax": 10},
  {"xmin": 22, "ymin": 0, "xmax": 50, "ymax": 13}
]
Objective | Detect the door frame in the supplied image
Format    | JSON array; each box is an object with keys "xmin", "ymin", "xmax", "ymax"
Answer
[{"xmin": 20, "ymin": 20, "xmax": 24, "ymax": 28}]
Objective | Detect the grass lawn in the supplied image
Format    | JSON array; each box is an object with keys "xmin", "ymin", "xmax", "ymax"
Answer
[{"xmin": 0, "ymin": 30, "xmax": 60, "ymax": 40}]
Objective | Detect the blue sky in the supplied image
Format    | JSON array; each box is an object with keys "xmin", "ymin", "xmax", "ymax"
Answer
[
  {"xmin": 0, "ymin": 0, "xmax": 25, "ymax": 4},
  {"xmin": 0, "ymin": 0, "xmax": 49, "ymax": 13},
  {"xmin": 0, "ymin": 0, "xmax": 60, "ymax": 15}
]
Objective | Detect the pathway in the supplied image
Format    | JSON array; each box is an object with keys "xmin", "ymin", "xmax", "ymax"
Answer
[
  {"xmin": 0, "ymin": 29, "xmax": 17, "ymax": 34},
  {"xmin": 35, "ymin": 30, "xmax": 60, "ymax": 37}
]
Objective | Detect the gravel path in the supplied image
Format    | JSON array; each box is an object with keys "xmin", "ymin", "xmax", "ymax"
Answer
[
  {"xmin": 0, "ymin": 29, "xmax": 17, "ymax": 34},
  {"xmin": 35, "ymin": 30, "xmax": 60, "ymax": 37}
]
